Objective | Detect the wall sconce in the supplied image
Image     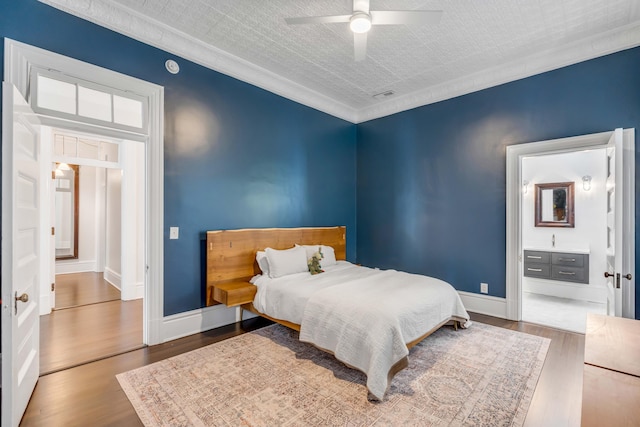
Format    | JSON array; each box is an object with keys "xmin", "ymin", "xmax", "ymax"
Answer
[
  {"xmin": 523, "ymin": 180, "xmax": 529, "ymax": 194},
  {"xmin": 582, "ymin": 175, "xmax": 592, "ymax": 191}
]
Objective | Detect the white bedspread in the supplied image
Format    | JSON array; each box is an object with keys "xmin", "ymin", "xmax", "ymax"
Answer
[{"xmin": 251, "ymin": 262, "xmax": 470, "ymax": 400}]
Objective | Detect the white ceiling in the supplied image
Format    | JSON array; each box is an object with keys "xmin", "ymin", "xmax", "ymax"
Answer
[{"xmin": 40, "ymin": 0, "xmax": 640, "ymax": 123}]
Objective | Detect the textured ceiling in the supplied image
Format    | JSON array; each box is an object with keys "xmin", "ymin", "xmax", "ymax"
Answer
[{"xmin": 40, "ymin": 0, "xmax": 640, "ymax": 122}]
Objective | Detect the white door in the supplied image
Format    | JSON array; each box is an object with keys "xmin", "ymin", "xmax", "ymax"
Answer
[
  {"xmin": 604, "ymin": 128, "xmax": 635, "ymax": 317},
  {"xmin": 1, "ymin": 83, "xmax": 42, "ymax": 427}
]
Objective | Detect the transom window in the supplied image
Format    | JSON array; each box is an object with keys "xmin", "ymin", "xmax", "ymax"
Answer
[{"xmin": 30, "ymin": 67, "xmax": 147, "ymax": 133}]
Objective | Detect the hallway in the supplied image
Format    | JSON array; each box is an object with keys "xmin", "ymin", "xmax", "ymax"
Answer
[{"xmin": 40, "ymin": 272, "xmax": 143, "ymax": 374}]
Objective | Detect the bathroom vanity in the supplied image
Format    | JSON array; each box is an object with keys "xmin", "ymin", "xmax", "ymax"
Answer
[{"xmin": 523, "ymin": 249, "xmax": 589, "ymax": 284}]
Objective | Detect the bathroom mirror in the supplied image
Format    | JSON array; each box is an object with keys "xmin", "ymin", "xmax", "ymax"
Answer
[
  {"xmin": 55, "ymin": 163, "xmax": 79, "ymax": 259},
  {"xmin": 535, "ymin": 182, "xmax": 574, "ymax": 228}
]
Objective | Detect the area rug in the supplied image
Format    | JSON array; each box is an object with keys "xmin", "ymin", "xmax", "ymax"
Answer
[{"xmin": 117, "ymin": 323, "xmax": 550, "ymax": 426}]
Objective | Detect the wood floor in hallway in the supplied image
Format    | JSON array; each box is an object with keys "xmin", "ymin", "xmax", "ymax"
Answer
[
  {"xmin": 54, "ymin": 272, "xmax": 121, "ymax": 309},
  {"xmin": 39, "ymin": 272, "xmax": 144, "ymax": 375}
]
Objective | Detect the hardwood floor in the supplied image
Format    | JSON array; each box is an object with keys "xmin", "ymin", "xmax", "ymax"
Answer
[
  {"xmin": 22, "ymin": 312, "xmax": 585, "ymax": 426},
  {"xmin": 55, "ymin": 272, "xmax": 121, "ymax": 309},
  {"xmin": 40, "ymin": 299, "xmax": 144, "ymax": 374},
  {"xmin": 40, "ymin": 272, "xmax": 143, "ymax": 374}
]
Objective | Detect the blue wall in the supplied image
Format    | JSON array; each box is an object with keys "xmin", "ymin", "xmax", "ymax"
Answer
[
  {"xmin": 356, "ymin": 47, "xmax": 640, "ymax": 318},
  {"xmin": 2, "ymin": 1, "xmax": 639, "ymax": 320},
  {"xmin": 0, "ymin": 1, "xmax": 357, "ymax": 316}
]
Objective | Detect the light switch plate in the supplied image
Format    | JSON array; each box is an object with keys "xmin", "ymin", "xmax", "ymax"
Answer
[{"xmin": 169, "ymin": 226, "xmax": 179, "ymax": 240}]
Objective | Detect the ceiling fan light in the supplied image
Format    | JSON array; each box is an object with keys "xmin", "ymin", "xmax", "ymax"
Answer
[{"xmin": 350, "ymin": 13, "xmax": 371, "ymax": 33}]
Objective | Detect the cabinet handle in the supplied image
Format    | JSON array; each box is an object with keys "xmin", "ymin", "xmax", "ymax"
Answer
[
  {"xmin": 558, "ymin": 258, "xmax": 576, "ymax": 262},
  {"xmin": 527, "ymin": 268, "xmax": 543, "ymax": 272},
  {"xmin": 558, "ymin": 271, "xmax": 576, "ymax": 275},
  {"xmin": 527, "ymin": 256, "xmax": 542, "ymax": 259}
]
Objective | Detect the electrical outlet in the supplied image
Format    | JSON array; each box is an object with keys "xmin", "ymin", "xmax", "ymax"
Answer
[
  {"xmin": 480, "ymin": 282, "xmax": 489, "ymax": 294},
  {"xmin": 169, "ymin": 226, "xmax": 179, "ymax": 240}
]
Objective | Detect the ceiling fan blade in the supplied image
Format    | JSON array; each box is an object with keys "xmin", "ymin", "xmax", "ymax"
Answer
[
  {"xmin": 370, "ymin": 10, "xmax": 443, "ymax": 26},
  {"xmin": 354, "ymin": 32, "xmax": 367, "ymax": 61},
  {"xmin": 285, "ymin": 15, "xmax": 351, "ymax": 25},
  {"xmin": 353, "ymin": 0, "xmax": 370, "ymax": 13}
]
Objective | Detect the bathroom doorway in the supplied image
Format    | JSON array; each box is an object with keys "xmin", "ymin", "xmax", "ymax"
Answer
[
  {"xmin": 505, "ymin": 129, "xmax": 635, "ymax": 330},
  {"xmin": 520, "ymin": 149, "xmax": 607, "ymax": 333}
]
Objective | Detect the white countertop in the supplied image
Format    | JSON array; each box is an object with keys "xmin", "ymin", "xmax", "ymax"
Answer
[{"xmin": 524, "ymin": 247, "xmax": 590, "ymax": 255}]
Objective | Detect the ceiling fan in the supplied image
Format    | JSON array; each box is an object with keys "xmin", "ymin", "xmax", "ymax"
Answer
[{"xmin": 285, "ymin": 0, "xmax": 443, "ymax": 61}]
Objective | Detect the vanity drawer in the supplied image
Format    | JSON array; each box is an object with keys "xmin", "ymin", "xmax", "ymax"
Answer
[
  {"xmin": 524, "ymin": 251, "xmax": 551, "ymax": 264},
  {"xmin": 551, "ymin": 265, "xmax": 587, "ymax": 283},
  {"xmin": 524, "ymin": 264, "xmax": 551, "ymax": 279},
  {"xmin": 552, "ymin": 252, "xmax": 586, "ymax": 267}
]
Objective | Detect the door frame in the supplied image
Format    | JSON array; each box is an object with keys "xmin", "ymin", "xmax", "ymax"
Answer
[
  {"xmin": 505, "ymin": 129, "xmax": 635, "ymax": 320},
  {"xmin": 4, "ymin": 39, "xmax": 164, "ymax": 345}
]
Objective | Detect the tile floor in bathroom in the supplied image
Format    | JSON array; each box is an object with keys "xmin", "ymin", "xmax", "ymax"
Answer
[{"xmin": 522, "ymin": 291, "xmax": 607, "ymax": 334}]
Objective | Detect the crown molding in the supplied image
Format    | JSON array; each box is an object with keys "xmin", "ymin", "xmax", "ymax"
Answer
[
  {"xmin": 357, "ymin": 21, "xmax": 640, "ymax": 123},
  {"xmin": 38, "ymin": 0, "xmax": 358, "ymax": 123},
  {"xmin": 39, "ymin": 0, "xmax": 640, "ymax": 124}
]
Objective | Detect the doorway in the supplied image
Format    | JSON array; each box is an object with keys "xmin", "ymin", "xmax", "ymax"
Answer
[
  {"xmin": 505, "ymin": 129, "xmax": 635, "ymax": 325},
  {"xmin": 40, "ymin": 130, "xmax": 146, "ymax": 374},
  {"xmin": 520, "ymin": 149, "xmax": 607, "ymax": 333},
  {"xmin": 2, "ymin": 39, "xmax": 165, "ymax": 427}
]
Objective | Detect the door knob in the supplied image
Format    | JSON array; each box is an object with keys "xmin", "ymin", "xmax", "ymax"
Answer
[
  {"xmin": 604, "ymin": 272, "xmax": 614, "ymax": 278},
  {"xmin": 623, "ymin": 273, "xmax": 633, "ymax": 280},
  {"xmin": 14, "ymin": 292, "xmax": 29, "ymax": 315}
]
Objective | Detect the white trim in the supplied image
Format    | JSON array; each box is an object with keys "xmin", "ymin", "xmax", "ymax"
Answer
[
  {"xmin": 5, "ymin": 39, "xmax": 165, "ymax": 346},
  {"xmin": 55, "ymin": 260, "xmax": 97, "ymax": 275},
  {"xmin": 162, "ymin": 305, "xmax": 237, "ymax": 343},
  {"xmin": 37, "ymin": 0, "xmax": 358, "ymax": 123},
  {"xmin": 505, "ymin": 130, "xmax": 635, "ymax": 321},
  {"xmin": 458, "ymin": 291, "xmax": 507, "ymax": 319},
  {"xmin": 621, "ymin": 129, "xmax": 636, "ymax": 318},
  {"xmin": 132, "ymin": 281, "xmax": 144, "ymax": 300},
  {"xmin": 103, "ymin": 267, "xmax": 121, "ymax": 290},
  {"xmin": 38, "ymin": 0, "xmax": 640, "ymax": 124}
]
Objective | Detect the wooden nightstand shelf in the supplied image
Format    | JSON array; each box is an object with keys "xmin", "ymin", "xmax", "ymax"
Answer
[{"xmin": 212, "ymin": 281, "xmax": 257, "ymax": 307}]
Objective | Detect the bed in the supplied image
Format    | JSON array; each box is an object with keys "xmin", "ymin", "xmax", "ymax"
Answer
[{"xmin": 206, "ymin": 226, "xmax": 471, "ymax": 400}]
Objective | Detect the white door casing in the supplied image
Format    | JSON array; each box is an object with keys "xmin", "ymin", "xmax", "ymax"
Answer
[
  {"xmin": 4, "ymin": 38, "xmax": 165, "ymax": 345},
  {"xmin": 605, "ymin": 129, "xmax": 622, "ymax": 315},
  {"xmin": 1, "ymin": 83, "xmax": 42, "ymax": 427},
  {"xmin": 506, "ymin": 129, "xmax": 635, "ymax": 321},
  {"xmin": 605, "ymin": 129, "xmax": 635, "ymax": 318}
]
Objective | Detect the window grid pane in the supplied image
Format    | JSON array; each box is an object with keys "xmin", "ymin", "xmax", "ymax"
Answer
[
  {"xmin": 78, "ymin": 86, "xmax": 113, "ymax": 122},
  {"xmin": 37, "ymin": 75, "xmax": 76, "ymax": 115}
]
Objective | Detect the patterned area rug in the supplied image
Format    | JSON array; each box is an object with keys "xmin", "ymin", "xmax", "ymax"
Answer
[{"xmin": 117, "ymin": 323, "xmax": 549, "ymax": 426}]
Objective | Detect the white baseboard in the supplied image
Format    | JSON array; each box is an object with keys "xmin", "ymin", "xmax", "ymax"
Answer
[
  {"xmin": 458, "ymin": 291, "xmax": 507, "ymax": 319},
  {"xmin": 104, "ymin": 267, "xmax": 121, "ymax": 290},
  {"xmin": 39, "ymin": 293, "xmax": 51, "ymax": 315},
  {"xmin": 159, "ymin": 292, "xmax": 506, "ymax": 345},
  {"xmin": 55, "ymin": 260, "xmax": 97, "ymax": 275},
  {"xmin": 162, "ymin": 304, "xmax": 239, "ymax": 343},
  {"xmin": 133, "ymin": 281, "xmax": 144, "ymax": 299}
]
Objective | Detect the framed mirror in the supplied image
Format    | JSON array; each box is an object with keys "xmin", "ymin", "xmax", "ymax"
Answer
[
  {"xmin": 535, "ymin": 181, "xmax": 574, "ymax": 228},
  {"xmin": 55, "ymin": 163, "xmax": 79, "ymax": 259}
]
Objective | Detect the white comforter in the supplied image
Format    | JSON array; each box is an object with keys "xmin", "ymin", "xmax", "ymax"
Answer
[{"xmin": 251, "ymin": 261, "xmax": 470, "ymax": 400}]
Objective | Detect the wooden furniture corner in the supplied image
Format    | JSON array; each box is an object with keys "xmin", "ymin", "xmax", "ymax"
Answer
[{"xmin": 209, "ymin": 281, "xmax": 256, "ymax": 307}]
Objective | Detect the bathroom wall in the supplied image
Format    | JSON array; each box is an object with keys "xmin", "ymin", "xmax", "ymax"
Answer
[{"xmin": 522, "ymin": 149, "xmax": 607, "ymax": 302}]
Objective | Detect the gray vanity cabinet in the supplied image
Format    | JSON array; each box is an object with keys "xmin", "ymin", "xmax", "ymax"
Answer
[{"xmin": 524, "ymin": 250, "xmax": 589, "ymax": 284}]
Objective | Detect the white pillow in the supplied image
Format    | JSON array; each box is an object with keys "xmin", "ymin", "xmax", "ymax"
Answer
[
  {"xmin": 296, "ymin": 244, "xmax": 337, "ymax": 267},
  {"xmin": 265, "ymin": 246, "xmax": 308, "ymax": 278},
  {"xmin": 255, "ymin": 251, "xmax": 270, "ymax": 276}
]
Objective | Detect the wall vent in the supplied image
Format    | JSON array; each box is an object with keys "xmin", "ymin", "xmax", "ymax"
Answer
[{"xmin": 373, "ymin": 90, "xmax": 395, "ymax": 100}]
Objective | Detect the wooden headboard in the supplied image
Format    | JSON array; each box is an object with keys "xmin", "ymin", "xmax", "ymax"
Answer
[{"xmin": 206, "ymin": 226, "xmax": 346, "ymax": 306}]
